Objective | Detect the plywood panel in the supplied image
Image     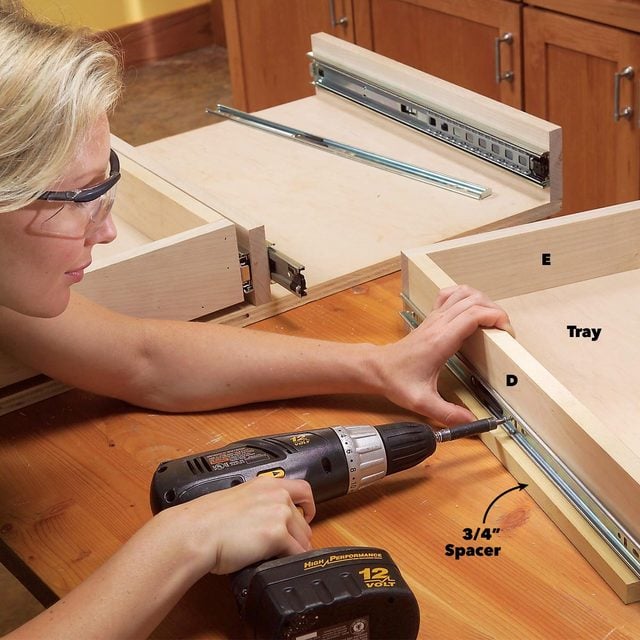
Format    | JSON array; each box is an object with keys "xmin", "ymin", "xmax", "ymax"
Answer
[
  {"xmin": 418, "ymin": 203, "xmax": 640, "ymax": 300},
  {"xmin": 140, "ymin": 34, "xmax": 560, "ymax": 323},
  {"xmin": 498, "ymin": 269, "xmax": 640, "ymax": 450}
]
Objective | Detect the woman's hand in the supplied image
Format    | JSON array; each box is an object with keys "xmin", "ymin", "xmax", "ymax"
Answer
[
  {"xmin": 153, "ymin": 476, "xmax": 316, "ymax": 577},
  {"xmin": 375, "ymin": 285, "xmax": 513, "ymax": 425}
]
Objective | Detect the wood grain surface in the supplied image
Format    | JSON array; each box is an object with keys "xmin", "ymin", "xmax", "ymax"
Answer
[
  {"xmin": 499, "ymin": 269, "xmax": 640, "ymax": 450},
  {"xmin": 1, "ymin": 274, "xmax": 639, "ymax": 639}
]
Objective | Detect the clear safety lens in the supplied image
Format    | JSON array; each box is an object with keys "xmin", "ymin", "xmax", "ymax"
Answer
[{"xmin": 39, "ymin": 183, "xmax": 117, "ymax": 239}]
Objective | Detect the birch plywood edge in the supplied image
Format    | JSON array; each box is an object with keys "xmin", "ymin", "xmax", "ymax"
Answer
[{"xmin": 402, "ymin": 201, "xmax": 640, "ymax": 601}]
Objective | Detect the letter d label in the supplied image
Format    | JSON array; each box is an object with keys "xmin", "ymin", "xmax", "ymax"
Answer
[{"xmin": 506, "ymin": 374, "xmax": 518, "ymax": 387}]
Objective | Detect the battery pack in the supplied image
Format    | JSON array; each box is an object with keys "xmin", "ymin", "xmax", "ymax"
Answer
[{"xmin": 232, "ymin": 547, "xmax": 419, "ymax": 640}]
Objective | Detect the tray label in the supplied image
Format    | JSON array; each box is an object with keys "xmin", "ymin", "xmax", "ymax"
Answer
[{"xmin": 567, "ymin": 325, "xmax": 602, "ymax": 341}]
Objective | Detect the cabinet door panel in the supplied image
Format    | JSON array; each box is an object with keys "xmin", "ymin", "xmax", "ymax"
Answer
[
  {"xmin": 369, "ymin": 0, "xmax": 522, "ymax": 107},
  {"xmin": 223, "ymin": 0, "xmax": 354, "ymax": 111},
  {"xmin": 524, "ymin": 7, "xmax": 640, "ymax": 215}
]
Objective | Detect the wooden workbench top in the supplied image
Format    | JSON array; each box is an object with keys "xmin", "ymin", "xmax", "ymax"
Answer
[{"xmin": 0, "ymin": 273, "xmax": 638, "ymax": 639}]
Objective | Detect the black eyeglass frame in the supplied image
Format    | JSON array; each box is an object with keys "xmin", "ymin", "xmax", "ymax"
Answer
[{"xmin": 37, "ymin": 149, "xmax": 121, "ymax": 203}]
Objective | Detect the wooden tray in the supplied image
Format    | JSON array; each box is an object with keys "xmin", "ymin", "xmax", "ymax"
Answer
[{"xmin": 402, "ymin": 200, "xmax": 640, "ymax": 602}]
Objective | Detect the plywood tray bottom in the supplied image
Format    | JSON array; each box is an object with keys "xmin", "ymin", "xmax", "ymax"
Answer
[{"xmin": 498, "ymin": 268, "xmax": 640, "ymax": 448}]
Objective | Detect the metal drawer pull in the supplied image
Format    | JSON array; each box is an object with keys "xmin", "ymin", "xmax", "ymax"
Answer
[
  {"xmin": 494, "ymin": 32, "xmax": 514, "ymax": 84},
  {"xmin": 328, "ymin": 0, "xmax": 348, "ymax": 27},
  {"xmin": 613, "ymin": 66, "xmax": 634, "ymax": 121}
]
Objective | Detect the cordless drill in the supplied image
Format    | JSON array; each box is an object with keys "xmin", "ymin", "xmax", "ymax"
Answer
[
  {"xmin": 150, "ymin": 417, "xmax": 505, "ymax": 512},
  {"xmin": 150, "ymin": 417, "xmax": 505, "ymax": 639}
]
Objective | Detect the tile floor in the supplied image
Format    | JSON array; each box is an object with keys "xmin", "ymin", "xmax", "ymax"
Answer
[
  {"xmin": 110, "ymin": 44, "xmax": 232, "ymax": 146},
  {"xmin": 0, "ymin": 43, "xmax": 231, "ymax": 636}
]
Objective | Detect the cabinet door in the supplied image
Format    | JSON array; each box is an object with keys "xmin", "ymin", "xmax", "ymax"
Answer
[
  {"xmin": 367, "ymin": 0, "xmax": 522, "ymax": 108},
  {"xmin": 524, "ymin": 7, "xmax": 640, "ymax": 215},
  {"xmin": 222, "ymin": 0, "xmax": 355, "ymax": 111}
]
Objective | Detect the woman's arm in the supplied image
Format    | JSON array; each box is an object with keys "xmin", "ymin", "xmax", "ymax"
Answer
[
  {"xmin": 0, "ymin": 285, "xmax": 511, "ymax": 424},
  {"xmin": 5, "ymin": 477, "xmax": 315, "ymax": 640}
]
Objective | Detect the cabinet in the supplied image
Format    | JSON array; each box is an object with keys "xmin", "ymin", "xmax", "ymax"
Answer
[
  {"xmin": 221, "ymin": 0, "xmax": 640, "ymax": 216},
  {"xmin": 366, "ymin": 0, "xmax": 522, "ymax": 108},
  {"xmin": 222, "ymin": 0, "xmax": 522, "ymax": 111},
  {"xmin": 524, "ymin": 7, "xmax": 640, "ymax": 215},
  {"xmin": 222, "ymin": 0, "xmax": 358, "ymax": 111}
]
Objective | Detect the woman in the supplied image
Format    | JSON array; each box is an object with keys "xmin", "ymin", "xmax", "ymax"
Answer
[{"xmin": 0, "ymin": 2, "xmax": 512, "ymax": 637}]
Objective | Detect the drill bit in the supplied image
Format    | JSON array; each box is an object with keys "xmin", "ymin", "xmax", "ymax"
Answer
[{"xmin": 434, "ymin": 416, "xmax": 509, "ymax": 443}]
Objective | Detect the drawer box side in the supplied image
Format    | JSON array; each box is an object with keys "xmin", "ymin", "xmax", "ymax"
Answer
[
  {"xmin": 311, "ymin": 33, "xmax": 562, "ymax": 208},
  {"xmin": 404, "ymin": 202, "xmax": 640, "ymax": 301},
  {"xmin": 76, "ymin": 221, "xmax": 244, "ymax": 320},
  {"xmin": 462, "ymin": 328, "xmax": 640, "ymax": 540}
]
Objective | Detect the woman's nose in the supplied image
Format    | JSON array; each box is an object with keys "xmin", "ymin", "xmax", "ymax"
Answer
[{"xmin": 86, "ymin": 211, "xmax": 117, "ymax": 245}]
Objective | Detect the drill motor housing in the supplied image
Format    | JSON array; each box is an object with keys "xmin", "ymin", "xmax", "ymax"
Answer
[
  {"xmin": 150, "ymin": 424, "xmax": 431, "ymax": 639},
  {"xmin": 150, "ymin": 422, "xmax": 436, "ymax": 512}
]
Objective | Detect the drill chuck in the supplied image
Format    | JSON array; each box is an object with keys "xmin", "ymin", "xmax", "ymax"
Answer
[
  {"xmin": 374, "ymin": 422, "xmax": 438, "ymax": 474},
  {"xmin": 331, "ymin": 422, "xmax": 436, "ymax": 493}
]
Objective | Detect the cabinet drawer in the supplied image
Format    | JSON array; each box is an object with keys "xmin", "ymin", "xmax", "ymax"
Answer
[
  {"xmin": 222, "ymin": 0, "xmax": 357, "ymax": 111},
  {"xmin": 369, "ymin": 0, "xmax": 523, "ymax": 107},
  {"xmin": 524, "ymin": 7, "xmax": 640, "ymax": 215}
]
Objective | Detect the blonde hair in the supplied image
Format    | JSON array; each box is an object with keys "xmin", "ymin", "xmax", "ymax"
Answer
[{"xmin": 0, "ymin": 1, "xmax": 122, "ymax": 213}]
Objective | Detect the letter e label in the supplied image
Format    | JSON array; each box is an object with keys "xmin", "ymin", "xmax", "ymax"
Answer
[{"xmin": 542, "ymin": 253, "xmax": 551, "ymax": 265}]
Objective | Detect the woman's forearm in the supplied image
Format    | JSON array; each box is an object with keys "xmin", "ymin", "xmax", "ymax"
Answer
[
  {"xmin": 125, "ymin": 285, "xmax": 512, "ymax": 424},
  {"xmin": 130, "ymin": 320, "xmax": 384, "ymax": 413},
  {"xmin": 6, "ymin": 512, "xmax": 202, "ymax": 640},
  {"xmin": 0, "ymin": 286, "xmax": 512, "ymax": 425},
  {"xmin": 6, "ymin": 478, "xmax": 314, "ymax": 640}
]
